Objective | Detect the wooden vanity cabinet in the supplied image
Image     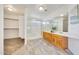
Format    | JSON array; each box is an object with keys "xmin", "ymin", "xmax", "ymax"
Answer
[
  {"xmin": 43, "ymin": 32, "xmax": 52, "ymax": 43},
  {"xmin": 43, "ymin": 32, "xmax": 68, "ymax": 50}
]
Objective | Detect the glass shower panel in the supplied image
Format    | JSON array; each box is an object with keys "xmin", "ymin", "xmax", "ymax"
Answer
[{"xmin": 27, "ymin": 17, "xmax": 42, "ymax": 40}]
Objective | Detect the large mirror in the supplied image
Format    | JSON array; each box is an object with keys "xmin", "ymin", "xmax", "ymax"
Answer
[{"xmin": 48, "ymin": 16, "xmax": 68, "ymax": 33}]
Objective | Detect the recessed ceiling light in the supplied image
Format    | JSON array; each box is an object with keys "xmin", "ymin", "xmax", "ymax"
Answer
[
  {"xmin": 39, "ymin": 6, "xmax": 44, "ymax": 11},
  {"xmin": 42, "ymin": 22, "xmax": 49, "ymax": 24},
  {"xmin": 8, "ymin": 7, "xmax": 13, "ymax": 11},
  {"xmin": 6, "ymin": 5, "xmax": 16, "ymax": 12},
  {"xmin": 60, "ymin": 14, "xmax": 64, "ymax": 16},
  {"xmin": 42, "ymin": 22, "xmax": 46, "ymax": 24}
]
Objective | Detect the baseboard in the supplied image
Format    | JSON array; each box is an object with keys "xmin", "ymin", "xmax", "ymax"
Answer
[
  {"xmin": 4, "ymin": 37, "xmax": 24, "ymax": 40},
  {"xmin": 65, "ymin": 49, "xmax": 74, "ymax": 55},
  {"xmin": 19, "ymin": 37, "xmax": 24, "ymax": 40}
]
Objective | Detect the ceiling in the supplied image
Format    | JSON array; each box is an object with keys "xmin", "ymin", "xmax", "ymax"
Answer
[{"xmin": 4, "ymin": 4, "xmax": 77, "ymax": 19}]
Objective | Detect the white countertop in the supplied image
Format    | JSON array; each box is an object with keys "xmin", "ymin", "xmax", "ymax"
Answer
[{"xmin": 48, "ymin": 31, "xmax": 79, "ymax": 39}]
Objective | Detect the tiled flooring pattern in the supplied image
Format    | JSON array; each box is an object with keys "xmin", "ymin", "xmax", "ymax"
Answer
[
  {"xmin": 12, "ymin": 39, "xmax": 69, "ymax": 55},
  {"xmin": 4, "ymin": 38, "xmax": 24, "ymax": 55}
]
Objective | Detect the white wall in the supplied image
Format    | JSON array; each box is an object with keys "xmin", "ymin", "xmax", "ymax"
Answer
[
  {"xmin": 68, "ymin": 5, "xmax": 79, "ymax": 54},
  {"xmin": 68, "ymin": 5, "xmax": 78, "ymax": 39},
  {"xmin": 68, "ymin": 20, "xmax": 79, "ymax": 55},
  {"xmin": 19, "ymin": 16, "xmax": 25, "ymax": 39},
  {"xmin": 4, "ymin": 19, "xmax": 19, "ymax": 28},
  {"xmin": 4, "ymin": 14, "xmax": 19, "ymax": 39},
  {"xmin": 4, "ymin": 13, "xmax": 25, "ymax": 39},
  {"xmin": 4, "ymin": 14, "xmax": 19, "ymax": 19},
  {"xmin": 24, "ymin": 8, "xmax": 28, "ymax": 44},
  {"xmin": 4, "ymin": 30, "xmax": 19, "ymax": 39},
  {"xmin": 0, "ymin": 5, "xmax": 3, "ymax": 55}
]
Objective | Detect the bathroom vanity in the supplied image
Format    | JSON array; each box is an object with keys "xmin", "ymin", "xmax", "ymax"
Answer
[{"xmin": 43, "ymin": 32, "xmax": 68, "ymax": 50}]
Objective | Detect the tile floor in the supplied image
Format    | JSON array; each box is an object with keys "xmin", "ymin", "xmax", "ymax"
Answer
[{"xmin": 12, "ymin": 38, "xmax": 71, "ymax": 55}]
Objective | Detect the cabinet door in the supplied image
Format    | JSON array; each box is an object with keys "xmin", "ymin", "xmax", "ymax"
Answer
[
  {"xmin": 60, "ymin": 37, "xmax": 68, "ymax": 49},
  {"xmin": 51, "ymin": 34, "xmax": 55, "ymax": 43},
  {"xmin": 53, "ymin": 34, "xmax": 68, "ymax": 49},
  {"xmin": 43, "ymin": 32, "xmax": 52, "ymax": 43}
]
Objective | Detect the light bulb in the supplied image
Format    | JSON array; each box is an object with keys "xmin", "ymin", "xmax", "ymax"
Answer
[
  {"xmin": 60, "ymin": 14, "xmax": 64, "ymax": 16},
  {"xmin": 39, "ymin": 6, "xmax": 44, "ymax": 11},
  {"xmin": 8, "ymin": 7, "xmax": 13, "ymax": 11}
]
